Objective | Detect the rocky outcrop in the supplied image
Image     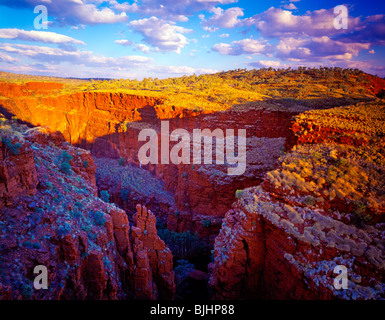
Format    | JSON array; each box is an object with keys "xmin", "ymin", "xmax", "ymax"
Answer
[
  {"xmin": 0, "ymin": 82, "xmax": 164, "ymax": 147},
  {"xmin": 0, "ymin": 82, "xmax": 63, "ymax": 98},
  {"xmin": 209, "ymin": 101, "xmax": 385, "ymax": 300},
  {"xmin": 210, "ymin": 186, "xmax": 385, "ymax": 299},
  {"xmin": 0, "ymin": 82, "xmax": 302, "ymax": 235},
  {"xmin": 133, "ymin": 204, "xmax": 175, "ymax": 299},
  {"xmin": 0, "ymin": 120, "xmax": 175, "ymax": 300},
  {"xmin": 0, "ymin": 128, "xmax": 38, "ymax": 208},
  {"xmin": 94, "ymin": 157, "xmax": 175, "ymax": 222}
]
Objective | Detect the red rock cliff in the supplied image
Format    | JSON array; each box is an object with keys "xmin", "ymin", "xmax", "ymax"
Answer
[
  {"xmin": 0, "ymin": 120, "xmax": 175, "ymax": 300},
  {"xmin": 209, "ymin": 100, "xmax": 385, "ymax": 299},
  {"xmin": 0, "ymin": 82, "xmax": 304, "ymax": 246}
]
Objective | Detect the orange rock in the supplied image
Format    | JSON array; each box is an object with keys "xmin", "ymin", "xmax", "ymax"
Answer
[{"xmin": 133, "ymin": 204, "xmax": 176, "ymax": 299}]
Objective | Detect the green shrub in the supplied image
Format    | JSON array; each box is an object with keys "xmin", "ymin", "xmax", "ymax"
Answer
[
  {"xmin": 157, "ymin": 229, "xmax": 204, "ymax": 259},
  {"xmin": 174, "ymin": 259, "xmax": 195, "ymax": 285},
  {"xmin": 60, "ymin": 150, "xmax": 73, "ymax": 162},
  {"xmin": 203, "ymin": 219, "xmax": 211, "ymax": 228},
  {"xmin": 87, "ymin": 232, "xmax": 97, "ymax": 240},
  {"xmin": 90, "ymin": 210, "xmax": 106, "ymax": 226},
  {"xmin": 2, "ymin": 136, "xmax": 22, "ymax": 156},
  {"xmin": 303, "ymin": 195, "xmax": 316, "ymax": 206},
  {"xmin": 353, "ymin": 201, "xmax": 372, "ymax": 224},
  {"xmin": 313, "ymin": 152, "xmax": 322, "ymax": 160},
  {"xmin": 45, "ymin": 181, "xmax": 53, "ymax": 189},
  {"xmin": 57, "ymin": 222, "xmax": 71, "ymax": 237},
  {"xmin": 336, "ymin": 158, "xmax": 349, "ymax": 168},
  {"xmin": 20, "ymin": 283, "xmax": 33, "ymax": 299},
  {"xmin": 60, "ymin": 161, "xmax": 71, "ymax": 175},
  {"xmin": 235, "ymin": 189, "xmax": 243, "ymax": 199},
  {"xmin": 100, "ymin": 190, "xmax": 110, "ymax": 203},
  {"xmin": 59, "ymin": 151, "xmax": 73, "ymax": 175}
]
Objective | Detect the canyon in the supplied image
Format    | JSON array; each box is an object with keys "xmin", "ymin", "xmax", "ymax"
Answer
[
  {"xmin": 0, "ymin": 83, "xmax": 299, "ymax": 242},
  {"xmin": 1, "ymin": 70, "xmax": 385, "ymax": 300}
]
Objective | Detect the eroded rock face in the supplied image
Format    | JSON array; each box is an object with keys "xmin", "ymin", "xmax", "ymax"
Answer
[
  {"xmin": 0, "ymin": 132, "xmax": 38, "ymax": 208},
  {"xmin": 210, "ymin": 187, "xmax": 385, "ymax": 299},
  {"xmin": 133, "ymin": 204, "xmax": 175, "ymax": 299},
  {"xmin": 0, "ymin": 82, "xmax": 299, "ymax": 221},
  {"xmin": 111, "ymin": 109, "xmax": 297, "ymax": 246},
  {"xmin": 209, "ymin": 101, "xmax": 385, "ymax": 300},
  {"xmin": 0, "ymin": 82, "xmax": 64, "ymax": 98},
  {"xmin": 0, "ymin": 83, "xmax": 162, "ymax": 147},
  {"xmin": 0, "ymin": 122, "xmax": 175, "ymax": 300}
]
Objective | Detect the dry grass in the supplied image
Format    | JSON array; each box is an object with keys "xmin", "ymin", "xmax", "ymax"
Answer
[
  {"xmin": 1, "ymin": 67, "xmax": 379, "ymax": 115},
  {"xmin": 295, "ymin": 101, "xmax": 385, "ymax": 138}
]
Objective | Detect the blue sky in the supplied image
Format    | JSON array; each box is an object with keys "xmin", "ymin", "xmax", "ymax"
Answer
[{"xmin": 0, "ymin": 0, "xmax": 384, "ymax": 79}]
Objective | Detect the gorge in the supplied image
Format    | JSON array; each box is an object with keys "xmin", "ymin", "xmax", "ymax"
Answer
[{"xmin": 1, "ymin": 68, "xmax": 385, "ymax": 300}]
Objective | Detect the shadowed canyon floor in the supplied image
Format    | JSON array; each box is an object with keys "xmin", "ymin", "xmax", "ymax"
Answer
[{"xmin": 1, "ymin": 68, "xmax": 385, "ymax": 300}]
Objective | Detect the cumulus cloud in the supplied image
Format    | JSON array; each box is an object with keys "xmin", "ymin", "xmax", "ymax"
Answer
[
  {"xmin": 0, "ymin": 0, "xmax": 128, "ymax": 26},
  {"xmin": 235, "ymin": 6, "xmax": 383, "ymax": 71},
  {"xmin": 0, "ymin": 51, "xmax": 17, "ymax": 63},
  {"xmin": 243, "ymin": 5, "xmax": 385, "ymax": 51},
  {"xmin": 201, "ymin": 7, "xmax": 244, "ymax": 29},
  {"xmin": 334, "ymin": 14, "xmax": 385, "ymax": 46},
  {"xmin": 0, "ymin": 42, "xmax": 151, "ymax": 67},
  {"xmin": 203, "ymin": 26, "xmax": 219, "ymax": 32},
  {"xmin": 129, "ymin": 17, "xmax": 193, "ymax": 53},
  {"xmin": 0, "ymin": 28, "xmax": 85, "ymax": 45},
  {"xmin": 282, "ymin": 3, "xmax": 297, "ymax": 10},
  {"xmin": 115, "ymin": 39, "xmax": 134, "ymax": 46},
  {"xmin": 110, "ymin": 0, "xmax": 238, "ymax": 20},
  {"xmin": 276, "ymin": 36, "xmax": 370, "ymax": 62},
  {"xmin": 244, "ymin": 7, "xmax": 360, "ymax": 38},
  {"xmin": 212, "ymin": 38, "xmax": 270, "ymax": 56},
  {"xmin": 0, "ymin": 41, "xmax": 218, "ymax": 79},
  {"xmin": 135, "ymin": 44, "xmax": 150, "ymax": 54}
]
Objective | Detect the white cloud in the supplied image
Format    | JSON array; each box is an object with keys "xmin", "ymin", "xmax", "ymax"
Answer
[
  {"xmin": 0, "ymin": 28, "xmax": 85, "ymax": 45},
  {"xmin": 129, "ymin": 17, "xmax": 193, "ymax": 53},
  {"xmin": 238, "ymin": 6, "xmax": 381, "ymax": 67},
  {"xmin": 276, "ymin": 37, "xmax": 308, "ymax": 57},
  {"xmin": 0, "ymin": 0, "xmax": 128, "ymax": 26},
  {"xmin": 336, "ymin": 14, "xmax": 385, "ymax": 46},
  {"xmin": 212, "ymin": 43, "xmax": 232, "ymax": 54},
  {"xmin": 115, "ymin": 39, "xmax": 134, "ymax": 46},
  {"xmin": 276, "ymin": 36, "xmax": 370, "ymax": 62},
  {"xmin": 0, "ymin": 51, "xmax": 17, "ymax": 63},
  {"xmin": 201, "ymin": 6, "xmax": 244, "ymax": 29},
  {"xmin": 0, "ymin": 42, "xmax": 152, "ymax": 67},
  {"xmin": 0, "ymin": 41, "xmax": 220, "ymax": 79},
  {"xmin": 110, "ymin": 0, "xmax": 238, "ymax": 20},
  {"xmin": 250, "ymin": 60, "xmax": 282, "ymax": 68},
  {"xmin": 203, "ymin": 26, "xmax": 219, "ymax": 32},
  {"xmin": 282, "ymin": 3, "xmax": 297, "ymax": 10},
  {"xmin": 135, "ymin": 44, "xmax": 150, "ymax": 54},
  {"xmin": 213, "ymin": 38, "xmax": 268, "ymax": 55},
  {"xmin": 76, "ymin": 6, "xmax": 127, "ymax": 24},
  {"xmin": 244, "ymin": 7, "xmax": 360, "ymax": 38}
]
